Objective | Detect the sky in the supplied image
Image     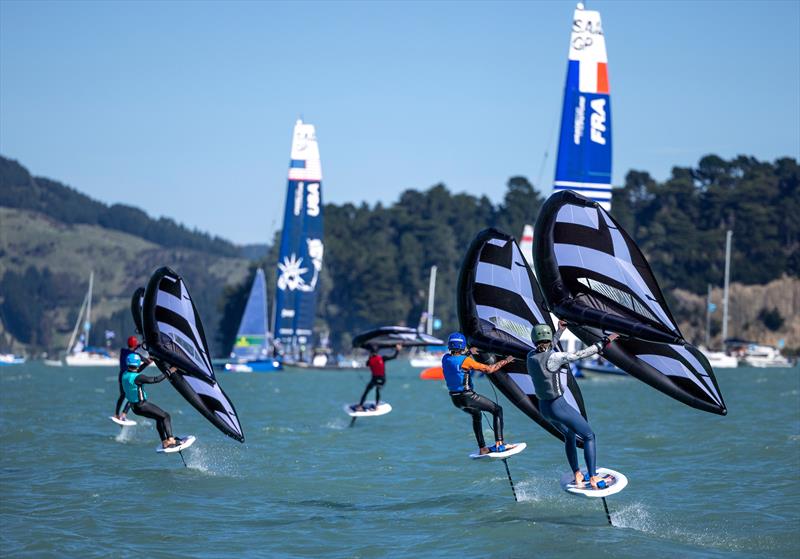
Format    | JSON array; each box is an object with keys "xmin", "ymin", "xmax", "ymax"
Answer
[{"xmin": 1, "ymin": 0, "xmax": 798, "ymax": 245}]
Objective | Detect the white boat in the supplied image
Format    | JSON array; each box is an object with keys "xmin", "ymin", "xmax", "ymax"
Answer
[
  {"xmin": 409, "ymin": 350, "xmax": 445, "ymax": 368},
  {"xmin": 700, "ymin": 349, "xmax": 738, "ymax": 369},
  {"xmin": 0, "ymin": 354, "xmax": 25, "ymax": 366},
  {"xmin": 740, "ymin": 344, "xmax": 793, "ymax": 368},
  {"xmin": 51, "ymin": 271, "xmax": 117, "ymax": 367}
]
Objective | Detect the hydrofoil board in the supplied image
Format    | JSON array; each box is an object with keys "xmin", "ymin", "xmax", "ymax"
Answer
[
  {"xmin": 344, "ymin": 402, "xmax": 392, "ymax": 417},
  {"xmin": 109, "ymin": 416, "xmax": 137, "ymax": 427},
  {"xmin": 560, "ymin": 467, "xmax": 627, "ymax": 498},
  {"xmin": 156, "ymin": 435, "xmax": 196, "ymax": 454},
  {"xmin": 469, "ymin": 442, "xmax": 526, "ymax": 460}
]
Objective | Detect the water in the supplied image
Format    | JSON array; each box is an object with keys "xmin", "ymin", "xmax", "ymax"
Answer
[{"xmin": 1, "ymin": 362, "xmax": 798, "ymax": 558}]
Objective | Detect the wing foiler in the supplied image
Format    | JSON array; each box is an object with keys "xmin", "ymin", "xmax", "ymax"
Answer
[
  {"xmin": 457, "ymin": 228, "xmax": 588, "ymax": 444},
  {"xmin": 142, "ymin": 267, "xmax": 245, "ymax": 442},
  {"xmin": 533, "ymin": 190, "xmax": 726, "ymax": 415}
]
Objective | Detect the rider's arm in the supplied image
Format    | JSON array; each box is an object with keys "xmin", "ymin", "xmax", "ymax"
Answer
[
  {"xmin": 462, "ymin": 355, "xmax": 513, "ymax": 375},
  {"xmin": 134, "ymin": 373, "xmax": 166, "ymax": 385},
  {"xmin": 546, "ymin": 337, "xmax": 615, "ymax": 372},
  {"xmin": 552, "ymin": 325, "xmax": 567, "ymax": 346},
  {"xmin": 382, "ymin": 348, "xmax": 399, "ymax": 362}
]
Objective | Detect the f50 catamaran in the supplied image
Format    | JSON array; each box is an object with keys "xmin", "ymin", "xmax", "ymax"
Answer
[
  {"xmin": 273, "ymin": 119, "xmax": 324, "ymax": 364},
  {"xmin": 225, "ymin": 269, "xmax": 282, "ymax": 372}
]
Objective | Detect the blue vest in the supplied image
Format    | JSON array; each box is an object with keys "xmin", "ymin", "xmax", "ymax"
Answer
[
  {"xmin": 122, "ymin": 371, "xmax": 146, "ymax": 403},
  {"xmin": 442, "ymin": 354, "xmax": 471, "ymax": 393}
]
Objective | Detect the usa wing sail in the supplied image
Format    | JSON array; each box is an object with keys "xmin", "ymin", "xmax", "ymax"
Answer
[
  {"xmin": 534, "ymin": 191, "xmax": 726, "ymax": 415},
  {"xmin": 457, "ymin": 228, "xmax": 588, "ymax": 443},
  {"xmin": 142, "ymin": 267, "xmax": 245, "ymax": 442},
  {"xmin": 352, "ymin": 326, "xmax": 443, "ymax": 350},
  {"xmin": 553, "ymin": 4, "xmax": 612, "ymax": 209},
  {"xmin": 273, "ymin": 119, "xmax": 324, "ymax": 360}
]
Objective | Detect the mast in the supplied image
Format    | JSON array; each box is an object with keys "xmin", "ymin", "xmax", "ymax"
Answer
[
  {"xmin": 86, "ymin": 270, "xmax": 93, "ymax": 347},
  {"xmin": 705, "ymin": 283, "xmax": 712, "ymax": 348},
  {"xmin": 426, "ymin": 266, "xmax": 437, "ymax": 335},
  {"xmin": 721, "ymin": 230, "xmax": 733, "ymax": 342}
]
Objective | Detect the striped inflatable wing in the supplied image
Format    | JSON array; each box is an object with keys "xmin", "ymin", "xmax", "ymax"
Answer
[
  {"xmin": 143, "ymin": 267, "xmax": 245, "ymax": 442},
  {"xmin": 131, "ymin": 287, "xmax": 145, "ymax": 335},
  {"xmin": 457, "ymin": 228, "xmax": 588, "ymax": 444},
  {"xmin": 553, "ymin": 5, "xmax": 612, "ymax": 209},
  {"xmin": 571, "ymin": 325, "xmax": 727, "ymax": 415},
  {"xmin": 352, "ymin": 326, "xmax": 443, "ymax": 349},
  {"xmin": 534, "ymin": 190, "xmax": 683, "ymax": 344}
]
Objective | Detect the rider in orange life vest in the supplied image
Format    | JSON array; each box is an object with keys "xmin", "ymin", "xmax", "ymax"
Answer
[
  {"xmin": 442, "ymin": 332, "xmax": 516, "ymax": 455},
  {"xmin": 353, "ymin": 344, "xmax": 402, "ymax": 412}
]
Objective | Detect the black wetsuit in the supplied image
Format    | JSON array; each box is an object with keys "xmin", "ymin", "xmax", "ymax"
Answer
[
  {"xmin": 358, "ymin": 349, "xmax": 398, "ymax": 407},
  {"xmin": 128, "ymin": 372, "xmax": 172, "ymax": 440}
]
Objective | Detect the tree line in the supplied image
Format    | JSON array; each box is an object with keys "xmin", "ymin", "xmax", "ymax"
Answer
[{"xmin": 218, "ymin": 154, "xmax": 798, "ymax": 353}]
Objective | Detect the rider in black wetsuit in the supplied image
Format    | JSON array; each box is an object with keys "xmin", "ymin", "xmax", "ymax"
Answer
[
  {"xmin": 354, "ymin": 344, "xmax": 401, "ymax": 411},
  {"xmin": 114, "ymin": 336, "xmax": 152, "ymax": 421},
  {"xmin": 122, "ymin": 353, "xmax": 181, "ymax": 449}
]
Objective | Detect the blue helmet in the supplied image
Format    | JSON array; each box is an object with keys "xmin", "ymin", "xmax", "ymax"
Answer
[
  {"xmin": 126, "ymin": 353, "xmax": 142, "ymax": 369},
  {"xmin": 447, "ymin": 332, "xmax": 467, "ymax": 351}
]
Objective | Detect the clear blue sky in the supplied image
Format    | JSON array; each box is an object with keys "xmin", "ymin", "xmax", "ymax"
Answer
[{"xmin": 1, "ymin": 0, "xmax": 798, "ymax": 245}]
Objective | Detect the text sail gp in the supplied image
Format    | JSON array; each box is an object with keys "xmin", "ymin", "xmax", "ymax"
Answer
[
  {"xmin": 273, "ymin": 119, "xmax": 325, "ymax": 363},
  {"xmin": 553, "ymin": 3, "xmax": 612, "ymax": 210}
]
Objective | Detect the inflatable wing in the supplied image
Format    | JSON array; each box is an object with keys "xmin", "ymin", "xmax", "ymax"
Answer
[
  {"xmin": 534, "ymin": 191, "xmax": 726, "ymax": 415},
  {"xmin": 352, "ymin": 326, "xmax": 442, "ymax": 349},
  {"xmin": 142, "ymin": 267, "xmax": 245, "ymax": 442},
  {"xmin": 457, "ymin": 228, "xmax": 588, "ymax": 444},
  {"xmin": 131, "ymin": 287, "xmax": 145, "ymax": 335}
]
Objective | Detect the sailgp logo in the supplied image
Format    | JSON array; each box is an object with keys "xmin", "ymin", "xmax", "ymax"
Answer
[
  {"xmin": 277, "ymin": 239, "xmax": 324, "ymax": 292},
  {"xmin": 590, "ymin": 98, "xmax": 607, "ymax": 145},
  {"xmin": 573, "ymin": 96, "xmax": 586, "ymax": 145}
]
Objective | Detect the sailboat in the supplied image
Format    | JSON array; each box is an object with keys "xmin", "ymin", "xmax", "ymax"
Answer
[
  {"xmin": 61, "ymin": 271, "xmax": 117, "ymax": 367},
  {"xmin": 409, "ymin": 266, "xmax": 447, "ymax": 368},
  {"xmin": 273, "ymin": 119, "xmax": 324, "ymax": 365},
  {"xmin": 224, "ymin": 269, "xmax": 282, "ymax": 372}
]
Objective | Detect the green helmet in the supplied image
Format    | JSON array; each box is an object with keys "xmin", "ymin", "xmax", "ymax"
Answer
[{"xmin": 531, "ymin": 324, "xmax": 553, "ymax": 343}]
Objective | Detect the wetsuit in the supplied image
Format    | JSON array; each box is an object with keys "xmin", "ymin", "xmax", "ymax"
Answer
[
  {"xmin": 114, "ymin": 348, "xmax": 150, "ymax": 417},
  {"xmin": 358, "ymin": 349, "xmax": 398, "ymax": 407},
  {"xmin": 527, "ymin": 327, "xmax": 605, "ymax": 477},
  {"xmin": 122, "ymin": 368, "xmax": 172, "ymax": 441},
  {"xmin": 442, "ymin": 353, "xmax": 503, "ymax": 448}
]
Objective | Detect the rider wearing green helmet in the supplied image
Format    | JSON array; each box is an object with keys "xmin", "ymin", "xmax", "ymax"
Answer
[{"xmin": 527, "ymin": 320, "xmax": 618, "ymax": 489}]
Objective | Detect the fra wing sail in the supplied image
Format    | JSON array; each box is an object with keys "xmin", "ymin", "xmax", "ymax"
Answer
[
  {"xmin": 142, "ymin": 267, "xmax": 245, "ymax": 442},
  {"xmin": 457, "ymin": 228, "xmax": 588, "ymax": 444},
  {"xmin": 534, "ymin": 191, "xmax": 726, "ymax": 415}
]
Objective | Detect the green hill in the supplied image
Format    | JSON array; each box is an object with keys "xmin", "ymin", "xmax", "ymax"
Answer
[{"xmin": 0, "ymin": 158, "xmax": 251, "ymax": 355}]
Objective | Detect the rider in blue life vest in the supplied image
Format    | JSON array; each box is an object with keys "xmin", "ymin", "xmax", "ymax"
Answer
[
  {"xmin": 442, "ymin": 332, "xmax": 517, "ymax": 455},
  {"xmin": 527, "ymin": 320, "xmax": 619, "ymax": 489},
  {"xmin": 122, "ymin": 353, "xmax": 182, "ymax": 449},
  {"xmin": 114, "ymin": 335, "xmax": 153, "ymax": 421}
]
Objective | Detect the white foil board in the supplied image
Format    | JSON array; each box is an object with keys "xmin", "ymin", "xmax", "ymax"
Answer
[
  {"xmin": 560, "ymin": 467, "xmax": 627, "ymax": 498},
  {"xmin": 344, "ymin": 402, "xmax": 392, "ymax": 417},
  {"xmin": 156, "ymin": 435, "xmax": 196, "ymax": 454},
  {"xmin": 469, "ymin": 442, "xmax": 527, "ymax": 460},
  {"xmin": 109, "ymin": 416, "xmax": 137, "ymax": 427}
]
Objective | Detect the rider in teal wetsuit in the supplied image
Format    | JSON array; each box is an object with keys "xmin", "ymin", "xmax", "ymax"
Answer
[
  {"xmin": 122, "ymin": 353, "xmax": 182, "ymax": 449},
  {"xmin": 442, "ymin": 333, "xmax": 516, "ymax": 456},
  {"xmin": 527, "ymin": 321, "xmax": 618, "ymax": 489}
]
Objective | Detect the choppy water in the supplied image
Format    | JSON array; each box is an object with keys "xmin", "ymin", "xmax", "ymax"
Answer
[{"xmin": 1, "ymin": 362, "xmax": 798, "ymax": 558}]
